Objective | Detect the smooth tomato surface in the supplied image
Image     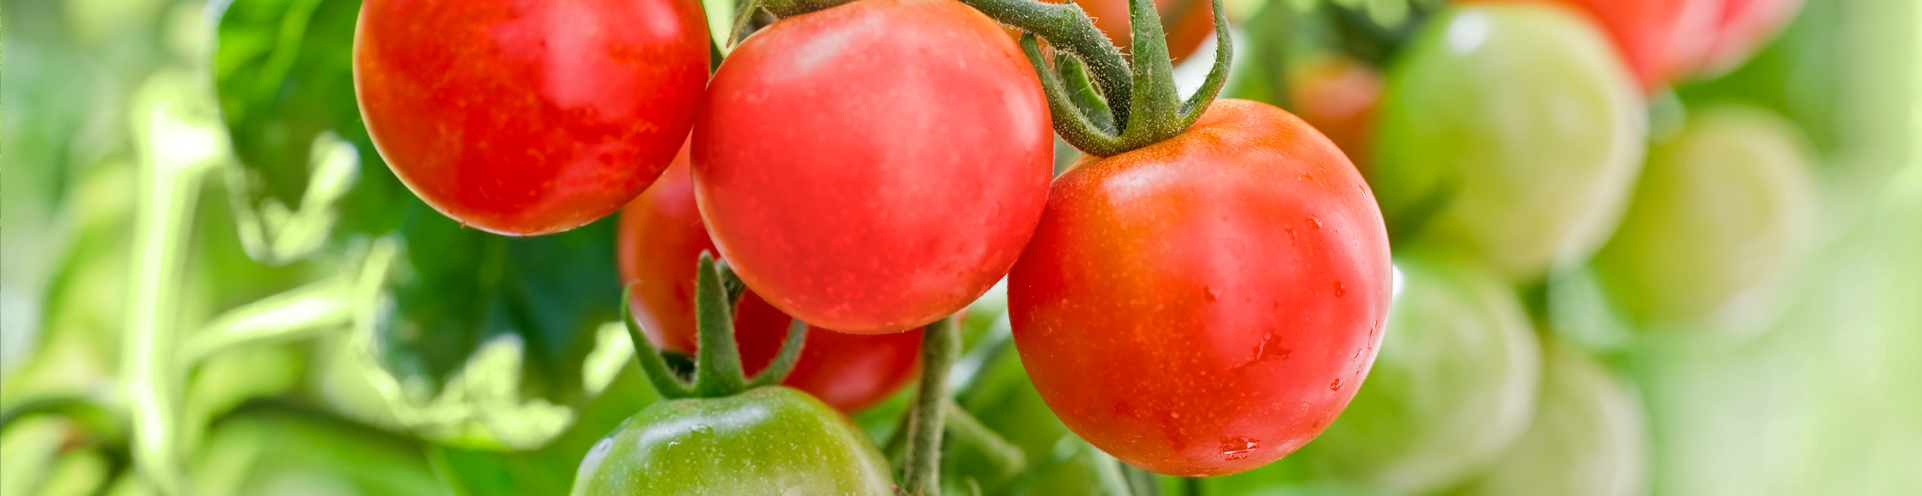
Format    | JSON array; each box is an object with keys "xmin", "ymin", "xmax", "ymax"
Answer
[
  {"xmin": 618, "ymin": 149, "xmax": 923, "ymax": 412},
  {"xmin": 354, "ymin": 0, "xmax": 707, "ymax": 235},
  {"xmin": 1009, "ymin": 100, "xmax": 1393, "ymax": 476},
  {"xmin": 694, "ymin": 0, "xmax": 1052, "ymax": 334}
]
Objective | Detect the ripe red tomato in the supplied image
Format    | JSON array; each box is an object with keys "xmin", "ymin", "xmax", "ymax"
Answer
[
  {"xmin": 618, "ymin": 147, "xmax": 923, "ymax": 412},
  {"xmin": 1078, "ymin": 0, "xmax": 1219, "ymax": 63},
  {"xmin": 1287, "ymin": 55, "xmax": 1383, "ymax": 172},
  {"xmin": 1699, "ymin": 0, "xmax": 1804, "ymax": 76},
  {"xmin": 693, "ymin": 0, "xmax": 1052, "ymax": 334},
  {"xmin": 1517, "ymin": 0, "xmax": 1722, "ymax": 91},
  {"xmin": 354, "ymin": 0, "xmax": 707, "ymax": 236},
  {"xmin": 1008, "ymin": 100, "xmax": 1393, "ymax": 477}
]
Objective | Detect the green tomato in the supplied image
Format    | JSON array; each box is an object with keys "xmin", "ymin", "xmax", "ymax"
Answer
[
  {"xmin": 1372, "ymin": 3, "xmax": 1647, "ymax": 281},
  {"xmin": 1591, "ymin": 104, "xmax": 1815, "ymax": 336},
  {"xmin": 570, "ymin": 387, "xmax": 893, "ymax": 496},
  {"xmin": 1299, "ymin": 256, "xmax": 1541, "ymax": 494},
  {"xmin": 1450, "ymin": 342, "xmax": 1648, "ymax": 496}
]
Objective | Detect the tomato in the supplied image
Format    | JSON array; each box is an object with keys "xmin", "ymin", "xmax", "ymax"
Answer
[
  {"xmin": 618, "ymin": 147, "xmax": 923, "ymax": 412},
  {"xmin": 1699, "ymin": 0, "xmax": 1804, "ymax": 76},
  {"xmin": 1008, "ymin": 99, "xmax": 1393, "ymax": 477},
  {"xmin": 1370, "ymin": 3, "xmax": 1646, "ymax": 281},
  {"xmin": 354, "ymin": 0, "xmax": 707, "ymax": 236},
  {"xmin": 1517, "ymin": 0, "xmax": 1722, "ymax": 91},
  {"xmin": 1078, "ymin": 0, "xmax": 1219, "ymax": 63},
  {"xmin": 1450, "ymin": 342, "xmax": 1648, "ymax": 496},
  {"xmin": 1287, "ymin": 55, "xmax": 1383, "ymax": 172},
  {"xmin": 693, "ymin": 0, "xmax": 1052, "ymax": 334},
  {"xmin": 1591, "ymin": 105, "xmax": 1813, "ymax": 335},
  {"xmin": 1299, "ymin": 255, "xmax": 1541, "ymax": 494},
  {"xmin": 570, "ymin": 387, "xmax": 893, "ymax": 495}
]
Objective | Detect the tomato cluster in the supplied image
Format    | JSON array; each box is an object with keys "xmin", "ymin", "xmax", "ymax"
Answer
[{"xmin": 347, "ymin": 0, "xmax": 1815, "ymax": 490}]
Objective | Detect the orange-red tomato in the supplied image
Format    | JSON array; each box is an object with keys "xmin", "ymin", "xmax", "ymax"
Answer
[
  {"xmin": 1699, "ymin": 0, "xmax": 1803, "ymax": 76},
  {"xmin": 1503, "ymin": 0, "xmax": 1722, "ymax": 91},
  {"xmin": 1009, "ymin": 100, "xmax": 1393, "ymax": 476},
  {"xmin": 618, "ymin": 146, "xmax": 922, "ymax": 412},
  {"xmin": 354, "ymin": 0, "xmax": 708, "ymax": 235},
  {"xmin": 694, "ymin": 0, "xmax": 1052, "ymax": 334}
]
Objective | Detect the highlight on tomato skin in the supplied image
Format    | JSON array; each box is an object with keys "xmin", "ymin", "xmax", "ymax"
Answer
[
  {"xmin": 692, "ymin": 0, "xmax": 1054, "ymax": 335},
  {"xmin": 617, "ymin": 144, "xmax": 924, "ymax": 413},
  {"xmin": 353, "ymin": 0, "xmax": 709, "ymax": 236},
  {"xmin": 1009, "ymin": 100, "xmax": 1393, "ymax": 477}
]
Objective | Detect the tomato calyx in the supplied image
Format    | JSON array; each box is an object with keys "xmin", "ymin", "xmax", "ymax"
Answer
[
  {"xmin": 1010, "ymin": 0, "xmax": 1233, "ymax": 157},
  {"xmin": 621, "ymin": 253, "xmax": 809, "ymax": 399}
]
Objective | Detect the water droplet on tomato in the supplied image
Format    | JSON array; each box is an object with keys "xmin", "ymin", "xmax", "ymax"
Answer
[
  {"xmin": 1308, "ymin": 217, "xmax": 1322, "ymax": 229},
  {"xmin": 1330, "ymin": 378, "xmax": 1343, "ymax": 391},
  {"xmin": 1334, "ymin": 281, "xmax": 1345, "ymax": 297},
  {"xmin": 692, "ymin": 424, "xmax": 714, "ymax": 436},
  {"xmin": 1218, "ymin": 437, "xmax": 1261, "ymax": 460},
  {"xmin": 1286, "ymin": 228, "xmax": 1298, "ymax": 246},
  {"xmin": 1204, "ymin": 286, "xmax": 1220, "ymax": 302}
]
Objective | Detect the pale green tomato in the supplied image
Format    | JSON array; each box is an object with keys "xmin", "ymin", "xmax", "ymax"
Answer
[
  {"xmin": 570, "ymin": 387, "xmax": 893, "ymax": 496},
  {"xmin": 1451, "ymin": 342, "xmax": 1649, "ymax": 496},
  {"xmin": 1301, "ymin": 256, "xmax": 1541, "ymax": 494},
  {"xmin": 1371, "ymin": 3, "xmax": 1647, "ymax": 281},
  {"xmin": 1592, "ymin": 104, "xmax": 1815, "ymax": 336}
]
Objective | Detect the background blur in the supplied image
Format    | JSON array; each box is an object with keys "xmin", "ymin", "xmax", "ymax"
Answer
[{"xmin": 3, "ymin": 0, "xmax": 1919, "ymax": 495}]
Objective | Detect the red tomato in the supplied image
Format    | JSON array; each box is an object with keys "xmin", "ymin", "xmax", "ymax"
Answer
[
  {"xmin": 1008, "ymin": 100, "xmax": 1393, "ymax": 477},
  {"xmin": 618, "ymin": 147, "xmax": 923, "ymax": 412},
  {"xmin": 1078, "ymin": 0, "xmax": 1218, "ymax": 63},
  {"xmin": 1287, "ymin": 55, "xmax": 1382, "ymax": 173},
  {"xmin": 1515, "ymin": 0, "xmax": 1722, "ymax": 91},
  {"xmin": 693, "ymin": 0, "xmax": 1052, "ymax": 334},
  {"xmin": 354, "ymin": 0, "xmax": 707, "ymax": 236},
  {"xmin": 1699, "ymin": 0, "xmax": 1803, "ymax": 76}
]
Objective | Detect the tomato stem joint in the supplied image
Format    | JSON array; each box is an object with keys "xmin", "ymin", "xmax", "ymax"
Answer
[{"xmin": 619, "ymin": 253, "xmax": 809, "ymax": 399}]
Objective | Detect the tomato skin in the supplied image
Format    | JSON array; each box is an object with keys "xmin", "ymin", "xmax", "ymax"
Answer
[
  {"xmin": 354, "ymin": 0, "xmax": 707, "ymax": 236},
  {"xmin": 1008, "ymin": 99, "xmax": 1393, "ymax": 477},
  {"xmin": 694, "ymin": 0, "xmax": 1053, "ymax": 334},
  {"xmin": 1300, "ymin": 255, "xmax": 1541, "ymax": 494},
  {"xmin": 1371, "ymin": 3, "xmax": 1645, "ymax": 281},
  {"xmin": 570, "ymin": 387, "xmax": 893, "ymax": 496},
  {"xmin": 618, "ymin": 149, "xmax": 923, "ymax": 412}
]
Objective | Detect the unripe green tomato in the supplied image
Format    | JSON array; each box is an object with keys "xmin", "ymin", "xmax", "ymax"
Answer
[
  {"xmin": 1371, "ymin": 3, "xmax": 1647, "ymax": 281},
  {"xmin": 1451, "ymin": 342, "xmax": 1649, "ymax": 496},
  {"xmin": 1591, "ymin": 104, "xmax": 1814, "ymax": 336},
  {"xmin": 1300, "ymin": 256, "xmax": 1541, "ymax": 494},
  {"xmin": 570, "ymin": 387, "xmax": 893, "ymax": 495}
]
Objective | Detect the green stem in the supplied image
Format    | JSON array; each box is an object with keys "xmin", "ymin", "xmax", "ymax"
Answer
[
  {"xmin": 0, "ymin": 397, "xmax": 128, "ymax": 446},
  {"xmin": 176, "ymin": 277, "xmax": 357, "ymax": 366},
  {"xmin": 941, "ymin": 399, "xmax": 1027, "ymax": 477},
  {"xmin": 690, "ymin": 253, "xmax": 750, "ymax": 397},
  {"xmin": 744, "ymin": 318, "xmax": 809, "ymax": 388},
  {"xmin": 900, "ymin": 316, "xmax": 960, "ymax": 495},
  {"xmin": 953, "ymin": 0, "xmax": 1135, "ymax": 128},
  {"xmin": 1122, "ymin": 463, "xmax": 1163, "ymax": 496},
  {"xmin": 620, "ymin": 284, "xmax": 695, "ymax": 399}
]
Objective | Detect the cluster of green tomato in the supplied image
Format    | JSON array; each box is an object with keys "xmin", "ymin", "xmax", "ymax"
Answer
[{"xmin": 345, "ymin": 0, "xmax": 1813, "ymax": 493}]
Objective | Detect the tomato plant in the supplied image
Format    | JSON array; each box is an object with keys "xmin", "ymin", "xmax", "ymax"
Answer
[
  {"xmin": 353, "ymin": 0, "xmax": 708, "ymax": 236},
  {"xmin": 574, "ymin": 256, "xmax": 893, "ymax": 495},
  {"xmin": 1298, "ymin": 255, "xmax": 1540, "ymax": 494},
  {"xmin": 1591, "ymin": 104, "xmax": 1813, "ymax": 335},
  {"xmin": 1010, "ymin": 100, "xmax": 1393, "ymax": 477},
  {"xmin": 1370, "ymin": 2, "xmax": 1646, "ymax": 281},
  {"xmin": 618, "ymin": 146, "xmax": 922, "ymax": 412},
  {"xmin": 1078, "ymin": 0, "xmax": 1220, "ymax": 63},
  {"xmin": 692, "ymin": 0, "xmax": 1053, "ymax": 334}
]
